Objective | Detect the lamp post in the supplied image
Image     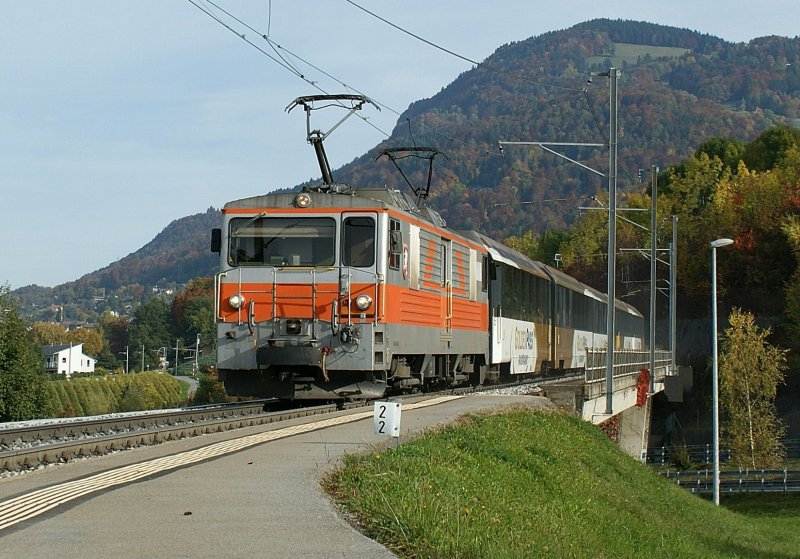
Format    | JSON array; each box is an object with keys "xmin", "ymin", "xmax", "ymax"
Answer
[{"xmin": 711, "ymin": 237, "xmax": 734, "ymax": 505}]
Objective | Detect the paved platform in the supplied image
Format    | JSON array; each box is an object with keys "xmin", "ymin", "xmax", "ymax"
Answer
[{"xmin": 0, "ymin": 394, "xmax": 552, "ymax": 558}]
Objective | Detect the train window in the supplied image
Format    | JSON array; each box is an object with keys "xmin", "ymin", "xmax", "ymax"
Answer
[
  {"xmin": 440, "ymin": 243, "xmax": 448, "ymax": 286},
  {"xmin": 389, "ymin": 220, "xmax": 401, "ymax": 270},
  {"xmin": 228, "ymin": 217, "xmax": 335, "ymax": 267},
  {"xmin": 342, "ymin": 216, "xmax": 375, "ymax": 267}
]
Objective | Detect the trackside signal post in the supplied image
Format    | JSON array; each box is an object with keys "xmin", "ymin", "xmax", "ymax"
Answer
[{"xmin": 374, "ymin": 401, "xmax": 401, "ymax": 448}]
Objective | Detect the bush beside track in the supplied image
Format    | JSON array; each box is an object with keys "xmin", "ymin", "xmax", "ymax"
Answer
[{"xmin": 45, "ymin": 372, "xmax": 184, "ymax": 417}]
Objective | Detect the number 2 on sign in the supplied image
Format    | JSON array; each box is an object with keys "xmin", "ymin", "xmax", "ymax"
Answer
[
  {"xmin": 376, "ymin": 404, "xmax": 387, "ymax": 434},
  {"xmin": 373, "ymin": 401, "xmax": 400, "ymax": 437}
]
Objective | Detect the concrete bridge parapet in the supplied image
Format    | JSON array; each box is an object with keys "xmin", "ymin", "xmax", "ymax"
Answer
[{"xmin": 542, "ymin": 354, "xmax": 674, "ymax": 460}]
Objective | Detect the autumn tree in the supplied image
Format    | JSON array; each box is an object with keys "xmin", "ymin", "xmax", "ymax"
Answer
[
  {"xmin": 504, "ymin": 229, "xmax": 570, "ymax": 268},
  {"xmin": 0, "ymin": 286, "xmax": 50, "ymax": 420},
  {"xmin": 171, "ymin": 277, "xmax": 214, "ymax": 348},
  {"xmin": 66, "ymin": 328, "xmax": 103, "ymax": 357},
  {"xmin": 742, "ymin": 123, "xmax": 800, "ymax": 172},
  {"xmin": 128, "ymin": 298, "xmax": 171, "ymax": 371},
  {"xmin": 719, "ymin": 309, "xmax": 786, "ymax": 469},
  {"xmin": 99, "ymin": 312, "xmax": 130, "ymax": 357},
  {"xmin": 695, "ymin": 136, "xmax": 746, "ymax": 174}
]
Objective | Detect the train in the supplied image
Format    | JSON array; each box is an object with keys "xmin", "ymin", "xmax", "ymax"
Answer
[{"xmin": 211, "ymin": 95, "xmax": 645, "ymax": 401}]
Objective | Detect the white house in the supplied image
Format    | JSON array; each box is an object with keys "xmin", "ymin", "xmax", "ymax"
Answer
[{"xmin": 43, "ymin": 343, "xmax": 96, "ymax": 378}]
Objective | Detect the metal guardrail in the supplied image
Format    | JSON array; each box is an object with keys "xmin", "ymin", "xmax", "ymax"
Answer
[
  {"xmin": 584, "ymin": 348, "xmax": 671, "ymax": 383},
  {"xmin": 660, "ymin": 468, "xmax": 800, "ymax": 493},
  {"xmin": 646, "ymin": 440, "xmax": 800, "ymax": 467}
]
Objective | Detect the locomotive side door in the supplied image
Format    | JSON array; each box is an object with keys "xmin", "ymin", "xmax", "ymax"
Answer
[
  {"xmin": 442, "ymin": 238, "xmax": 452, "ymax": 335},
  {"xmin": 339, "ymin": 213, "xmax": 379, "ymax": 324}
]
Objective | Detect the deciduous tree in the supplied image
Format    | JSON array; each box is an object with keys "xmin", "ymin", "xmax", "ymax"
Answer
[
  {"xmin": 129, "ymin": 298, "xmax": 171, "ymax": 371},
  {"xmin": 0, "ymin": 286, "xmax": 50, "ymax": 420},
  {"xmin": 719, "ymin": 309, "xmax": 786, "ymax": 468}
]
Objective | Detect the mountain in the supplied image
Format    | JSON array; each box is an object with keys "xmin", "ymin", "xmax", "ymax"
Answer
[
  {"xmin": 14, "ymin": 208, "xmax": 220, "ymax": 323},
  {"xmin": 330, "ymin": 19, "xmax": 799, "ymax": 241},
  {"xmin": 13, "ymin": 19, "xmax": 800, "ymax": 321}
]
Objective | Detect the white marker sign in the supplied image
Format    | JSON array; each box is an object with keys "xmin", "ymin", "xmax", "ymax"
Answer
[{"xmin": 373, "ymin": 401, "xmax": 401, "ymax": 438}]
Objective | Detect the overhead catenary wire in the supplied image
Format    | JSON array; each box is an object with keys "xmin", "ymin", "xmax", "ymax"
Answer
[
  {"xmin": 188, "ymin": 1, "xmax": 596, "ymax": 163},
  {"xmin": 187, "ymin": 0, "xmax": 498, "ymax": 161},
  {"xmin": 186, "ymin": 1, "xmax": 637, "ymax": 199},
  {"xmin": 343, "ymin": 0, "xmax": 580, "ymax": 93},
  {"xmin": 188, "ymin": 0, "xmax": 304, "ymax": 81},
  {"xmin": 188, "ymin": 0, "xmax": 395, "ymax": 141}
]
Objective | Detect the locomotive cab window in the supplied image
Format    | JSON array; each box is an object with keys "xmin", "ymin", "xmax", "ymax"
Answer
[
  {"xmin": 388, "ymin": 219, "xmax": 401, "ymax": 270},
  {"xmin": 342, "ymin": 216, "xmax": 375, "ymax": 267},
  {"xmin": 228, "ymin": 216, "xmax": 335, "ymax": 267}
]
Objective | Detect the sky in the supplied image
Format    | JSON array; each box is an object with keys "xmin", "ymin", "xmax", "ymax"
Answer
[{"xmin": 2, "ymin": 1, "xmax": 798, "ymax": 289}]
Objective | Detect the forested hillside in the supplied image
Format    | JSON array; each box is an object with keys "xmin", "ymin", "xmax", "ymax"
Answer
[
  {"xmin": 12, "ymin": 19, "xmax": 800, "ymax": 323},
  {"xmin": 14, "ymin": 208, "xmax": 220, "ymax": 323},
  {"xmin": 331, "ymin": 20, "xmax": 799, "ymax": 242}
]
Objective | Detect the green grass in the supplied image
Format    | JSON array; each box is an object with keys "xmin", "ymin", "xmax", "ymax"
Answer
[
  {"xmin": 324, "ymin": 409, "xmax": 800, "ymax": 558},
  {"xmin": 586, "ymin": 42, "xmax": 691, "ymax": 67}
]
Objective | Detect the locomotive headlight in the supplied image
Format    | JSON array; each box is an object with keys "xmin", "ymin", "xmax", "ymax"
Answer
[
  {"xmin": 354, "ymin": 294, "xmax": 372, "ymax": 311},
  {"xmin": 295, "ymin": 193, "xmax": 312, "ymax": 208},
  {"xmin": 228, "ymin": 294, "xmax": 245, "ymax": 309}
]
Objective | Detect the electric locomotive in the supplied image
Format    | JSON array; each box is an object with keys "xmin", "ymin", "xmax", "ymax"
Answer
[{"xmin": 211, "ymin": 94, "xmax": 644, "ymax": 401}]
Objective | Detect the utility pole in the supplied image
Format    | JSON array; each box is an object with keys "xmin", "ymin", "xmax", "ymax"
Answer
[
  {"xmin": 649, "ymin": 165, "xmax": 658, "ymax": 392},
  {"xmin": 498, "ymin": 66, "xmax": 621, "ymax": 415},
  {"xmin": 670, "ymin": 215, "xmax": 679, "ymax": 374},
  {"xmin": 195, "ymin": 333, "xmax": 200, "ymax": 374},
  {"xmin": 604, "ymin": 67, "xmax": 619, "ymax": 415},
  {"xmin": 119, "ymin": 345, "xmax": 129, "ymax": 374}
]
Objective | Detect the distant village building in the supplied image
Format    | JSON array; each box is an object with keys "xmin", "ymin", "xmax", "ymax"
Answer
[{"xmin": 43, "ymin": 343, "xmax": 96, "ymax": 378}]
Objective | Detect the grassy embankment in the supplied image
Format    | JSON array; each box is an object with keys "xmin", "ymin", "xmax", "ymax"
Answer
[{"xmin": 324, "ymin": 409, "xmax": 800, "ymax": 558}]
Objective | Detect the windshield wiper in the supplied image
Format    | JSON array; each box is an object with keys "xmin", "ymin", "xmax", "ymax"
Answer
[{"xmin": 230, "ymin": 211, "xmax": 267, "ymax": 237}]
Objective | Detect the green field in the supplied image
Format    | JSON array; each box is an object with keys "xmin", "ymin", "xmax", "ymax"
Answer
[
  {"xmin": 325, "ymin": 409, "xmax": 800, "ymax": 558},
  {"xmin": 586, "ymin": 42, "xmax": 691, "ymax": 67}
]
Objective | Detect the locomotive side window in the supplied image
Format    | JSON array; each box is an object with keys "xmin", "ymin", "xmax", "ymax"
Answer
[
  {"xmin": 388, "ymin": 219, "xmax": 401, "ymax": 270},
  {"xmin": 342, "ymin": 216, "xmax": 375, "ymax": 267},
  {"xmin": 228, "ymin": 217, "xmax": 335, "ymax": 267},
  {"xmin": 440, "ymin": 243, "xmax": 448, "ymax": 286}
]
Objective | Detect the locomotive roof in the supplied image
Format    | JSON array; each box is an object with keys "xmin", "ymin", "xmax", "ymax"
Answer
[{"xmin": 223, "ymin": 186, "xmax": 447, "ymax": 228}]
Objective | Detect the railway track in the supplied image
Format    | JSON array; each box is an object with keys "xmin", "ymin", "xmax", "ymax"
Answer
[
  {"xmin": 0, "ymin": 400, "xmax": 367, "ymax": 474},
  {"xmin": 0, "ymin": 376, "xmax": 561, "ymax": 475}
]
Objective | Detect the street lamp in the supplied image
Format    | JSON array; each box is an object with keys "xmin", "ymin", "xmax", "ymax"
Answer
[{"xmin": 711, "ymin": 237, "xmax": 734, "ymax": 505}]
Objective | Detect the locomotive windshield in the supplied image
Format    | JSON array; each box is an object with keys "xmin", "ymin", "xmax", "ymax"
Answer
[{"xmin": 229, "ymin": 217, "xmax": 335, "ymax": 267}]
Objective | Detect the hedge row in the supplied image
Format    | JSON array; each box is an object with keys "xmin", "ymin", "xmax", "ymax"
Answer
[{"xmin": 46, "ymin": 372, "xmax": 185, "ymax": 417}]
